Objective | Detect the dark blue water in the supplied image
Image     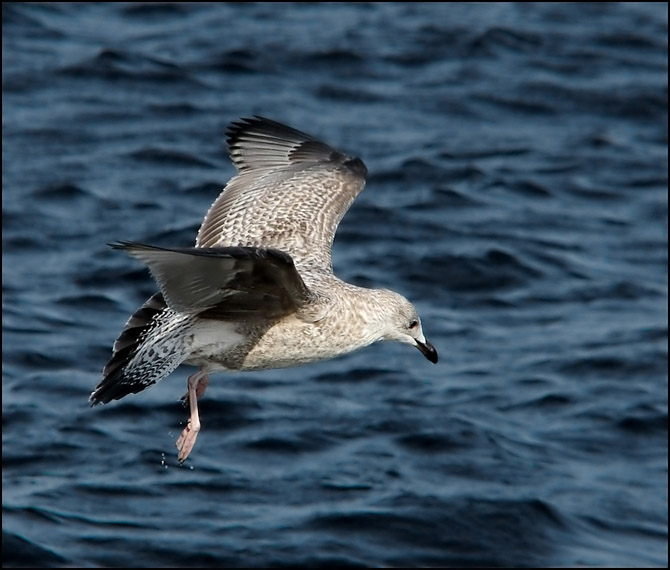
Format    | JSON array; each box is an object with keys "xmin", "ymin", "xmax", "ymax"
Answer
[{"xmin": 2, "ymin": 2, "xmax": 667, "ymax": 567}]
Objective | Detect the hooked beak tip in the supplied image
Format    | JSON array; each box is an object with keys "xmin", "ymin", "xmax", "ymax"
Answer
[{"xmin": 416, "ymin": 339, "xmax": 438, "ymax": 364}]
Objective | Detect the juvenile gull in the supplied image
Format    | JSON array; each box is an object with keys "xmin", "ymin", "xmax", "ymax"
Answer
[{"xmin": 90, "ymin": 116, "xmax": 438, "ymax": 463}]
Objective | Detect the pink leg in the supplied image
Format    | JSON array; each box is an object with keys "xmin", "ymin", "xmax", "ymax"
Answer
[{"xmin": 175, "ymin": 370, "xmax": 209, "ymax": 463}]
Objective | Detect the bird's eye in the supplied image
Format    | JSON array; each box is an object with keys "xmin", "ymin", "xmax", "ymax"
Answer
[{"xmin": 409, "ymin": 319, "xmax": 419, "ymax": 329}]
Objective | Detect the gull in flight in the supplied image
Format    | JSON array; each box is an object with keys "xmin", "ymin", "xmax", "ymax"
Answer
[{"xmin": 90, "ymin": 116, "xmax": 438, "ymax": 463}]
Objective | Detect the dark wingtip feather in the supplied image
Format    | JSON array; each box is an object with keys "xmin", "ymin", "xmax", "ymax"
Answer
[
  {"xmin": 108, "ymin": 240, "xmax": 139, "ymax": 251},
  {"xmin": 225, "ymin": 116, "xmax": 365, "ymax": 178},
  {"xmin": 89, "ymin": 292, "xmax": 170, "ymax": 406},
  {"xmin": 226, "ymin": 116, "xmax": 317, "ymax": 153}
]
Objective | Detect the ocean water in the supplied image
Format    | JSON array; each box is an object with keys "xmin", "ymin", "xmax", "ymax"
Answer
[{"xmin": 2, "ymin": 2, "xmax": 667, "ymax": 567}]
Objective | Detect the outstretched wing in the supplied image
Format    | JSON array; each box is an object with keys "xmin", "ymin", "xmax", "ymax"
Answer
[
  {"xmin": 110, "ymin": 241, "xmax": 315, "ymax": 321},
  {"xmin": 196, "ymin": 116, "xmax": 367, "ymax": 273}
]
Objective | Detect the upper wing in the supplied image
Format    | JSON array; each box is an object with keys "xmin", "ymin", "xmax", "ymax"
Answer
[
  {"xmin": 110, "ymin": 241, "xmax": 315, "ymax": 321},
  {"xmin": 195, "ymin": 116, "xmax": 367, "ymax": 273}
]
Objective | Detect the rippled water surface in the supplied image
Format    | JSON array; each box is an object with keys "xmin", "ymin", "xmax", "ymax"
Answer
[{"xmin": 3, "ymin": 2, "xmax": 668, "ymax": 567}]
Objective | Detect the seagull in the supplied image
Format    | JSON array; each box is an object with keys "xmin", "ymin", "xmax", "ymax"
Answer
[{"xmin": 90, "ymin": 116, "xmax": 438, "ymax": 463}]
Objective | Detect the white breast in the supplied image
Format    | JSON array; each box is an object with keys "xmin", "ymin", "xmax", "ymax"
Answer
[{"xmin": 185, "ymin": 320, "xmax": 246, "ymax": 371}]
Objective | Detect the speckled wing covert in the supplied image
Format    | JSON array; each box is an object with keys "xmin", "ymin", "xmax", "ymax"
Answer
[{"xmin": 195, "ymin": 116, "xmax": 368, "ymax": 272}]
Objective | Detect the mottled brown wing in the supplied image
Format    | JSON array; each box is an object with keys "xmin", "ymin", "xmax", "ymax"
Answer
[{"xmin": 195, "ymin": 116, "xmax": 367, "ymax": 273}]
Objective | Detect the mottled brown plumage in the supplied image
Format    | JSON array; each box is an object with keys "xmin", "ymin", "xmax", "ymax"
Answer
[{"xmin": 90, "ymin": 116, "xmax": 437, "ymax": 463}]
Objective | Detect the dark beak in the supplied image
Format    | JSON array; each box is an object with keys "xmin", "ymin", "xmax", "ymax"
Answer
[{"xmin": 416, "ymin": 339, "xmax": 438, "ymax": 364}]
